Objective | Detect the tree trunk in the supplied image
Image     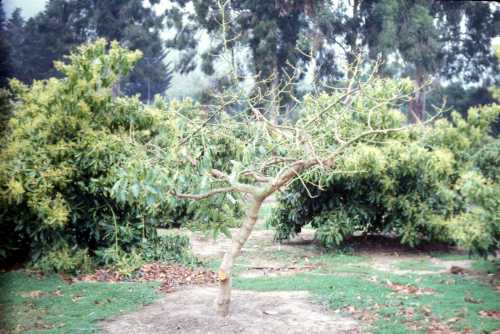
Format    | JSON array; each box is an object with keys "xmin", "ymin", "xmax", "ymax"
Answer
[
  {"xmin": 215, "ymin": 195, "xmax": 264, "ymax": 316},
  {"xmin": 409, "ymin": 65, "xmax": 426, "ymax": 122},
  {"xmin": 346, "ymin": 0, "xmax": 360, "ymax": 80}
]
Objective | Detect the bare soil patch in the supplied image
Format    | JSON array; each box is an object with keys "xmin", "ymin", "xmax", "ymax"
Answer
[
  {"xmin": 368, "ymin": 254, "xmax": 473, "ymax": 275},
  {"xmin": 101, "ymin": 287, "xmax": 361, "ymax": 334}
]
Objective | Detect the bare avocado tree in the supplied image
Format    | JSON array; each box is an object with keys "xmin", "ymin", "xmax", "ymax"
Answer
[
  {"xmin": 166, "ymin": 0, "xmax": 435, "ymax": 317},
  {"xmin": 172, "ymin": 65, "xmax": 429, "ymax": 317},
  {"xmin": 174, "ymin": 110, "xmax": 425, "ymax": 316}
]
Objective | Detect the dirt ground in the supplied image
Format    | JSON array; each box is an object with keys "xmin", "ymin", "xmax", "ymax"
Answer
[
  {"xmin": 185, "ymin": 224, "xmax": 473, "ymax": 276},
  {"xmin": 101, "ymin": 287, "xmax": 360, "ymax": 334},
  {"xmin": 101, "ymin": 225, "xmax": 365, "ymax": 334},
  {"xmin": 102, "ymin": 222, "xmax": 483, "ymax": 334}
]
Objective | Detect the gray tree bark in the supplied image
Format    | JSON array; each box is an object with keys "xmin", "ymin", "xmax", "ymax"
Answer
[{"xmin": 215, "ymin": 195, "xmax": 264, "ymax": 316}]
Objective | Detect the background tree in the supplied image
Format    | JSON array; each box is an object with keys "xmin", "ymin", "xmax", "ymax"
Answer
[
  {"xmin": 360, "ymin": 0, "xmax": 499, "ymax": 120},
  {"xmin": 0, "ymin": 0, "xmax": 11, "ymax": 88},
  {"xmin": 20, "ymin": 0, "xmax": 90, "ymax": 80},
  {"xmin": 165, "ymin": 0, "xmax": 320, "ymax": 116},
  {"xmin": 5, "ymin": 0, "xmax": 172, "ymax": 101},
  {"xmin": 5, "ymin": 8, "xmax": 29, "ymax": 83},
  {"xmin": 91, "ymin": 0, "xmax": 172, "ymax": 101},
  {"xmin": 0, "ymin": 1, "xmax": 12, "ymax": 138}
]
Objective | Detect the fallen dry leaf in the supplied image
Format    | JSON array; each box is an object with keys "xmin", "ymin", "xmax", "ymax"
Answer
[
  {"xmin": 71, "ymin": 294, "xmax": 83, "ymax": 303},
  {"xmin": 76, "ymin": 263, "xmax": 217, "ymax": 289},
  {"xmin": 51, "ymin": 289, "xmax": 63, "ymax": 297},
  {"xmin": 478, "ymin": 310, "xmax": 500, "ymax": 319},
  {"xmin": 262, "ymin": 309, "xmax": 279, "ymax": 316},
  {"xmin": 18, "ymin": 290, "xmax": 46, "ymax": 298},
  {"xmin": 464, "ymin": 294, "xmax": 482, "ymax": 304},
  {"xmin": 421, "ymin": 306, "xmax": 432, "ymax": 316},
  {"xmin": 445, "ymin": 317, "xmax": 461, "ymax": 323},
  {"xmin": 427, "ymin": 320, "xmax": 461, "ymax": 334},
  {"xmin": 344, "ymin": 305, "xmax": 357, "ymax": 313},
  {"xmin": 386, "ymin": 282, "xmax": 434, "ymax": 295}
]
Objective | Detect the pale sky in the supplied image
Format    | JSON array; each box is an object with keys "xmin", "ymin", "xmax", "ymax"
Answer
[{"xmin": 3, "ymin": 0, "xmax": 46, "ymax": 18}]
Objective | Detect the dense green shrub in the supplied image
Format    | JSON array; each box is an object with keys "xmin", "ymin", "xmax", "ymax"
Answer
[
  {"xmin": 270, "ymin": 98, "xmax": 499, "ymax": 255},
  {"xmin": 0, "ymin": 39, "xmax": 244, "ymax": 270},
  {"xmin": 32, "ymin": 246, "xmax": 94, "ymax": 274},
  {"xmin": 0, "ymin": 88, "xmax": 11, "ymax": 137},
  {"xmin": 0, "ymin": 40, "xmax": 170, "ymax": 267},
  {"xmin": 109, "ymin": 97, "xmax": 246, "ymax": 233},
  {"xmin": 433, "ymin": 171, "xmax": 499, "ymax": 255},
  {"xmin": 473, "ymin": 139, "xmax": 500, "ymax": 182},
  {"xmin": 142, "ymin": 234, "xmax": 201, "ymax": 267}
]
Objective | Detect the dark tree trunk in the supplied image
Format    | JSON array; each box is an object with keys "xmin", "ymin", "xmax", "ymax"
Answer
[{"xmin": 409, "ymin": 65, "xmax": 426, "ymax": 122}]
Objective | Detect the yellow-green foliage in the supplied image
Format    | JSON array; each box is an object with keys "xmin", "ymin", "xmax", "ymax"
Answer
[
  {"xmin": 436, "ymin": 172, "xmax": 499, "ymax": 254},
  {"xmin": 271, "ymin": 87, "xmax": 499, "ymax": 255},
  {"xmin": 0, "ymin": 39, "xmax": 173, "ymax": 268},
  {"xmin": 0, "ymin": 88, "xmax": 11, "ymax": 136},
  {"xmin": 0, "ymin": 39, "xmax": 246, "ymax": 270}
]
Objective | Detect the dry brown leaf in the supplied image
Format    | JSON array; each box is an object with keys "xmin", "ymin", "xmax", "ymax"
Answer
[
  {"xmin": 427, "ymin": 320, "xmax": 460, "ymax": 334},
  {"xmin": 478, "ymin": 310, "xmax": 500, "ymax": 319},
  {"xmin": 75, "ymin": 263, "xmax": 216, "ymax": 293},
  {"xmin": 51, "ymin": 289, "xmax": 63, "ymax": 297},
  {"xmin": 18, "ymin": 290, "xmax": 46, "ymax": 298},
  {"xmin": 387, "ymin": 283, "xmax": 434, "ymax": 295},
  {"xmin": 71, "ymin": 294, "xmax": 82, "ymax": 303}
]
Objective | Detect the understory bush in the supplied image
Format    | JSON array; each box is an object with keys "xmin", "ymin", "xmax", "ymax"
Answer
[
  {"xmin": 270, "ymin": 98, "xmax": 500, "ymax": 256},
  {"xmin": 142, "ymin": 234, "xmax": 201, "ymax": 267}
]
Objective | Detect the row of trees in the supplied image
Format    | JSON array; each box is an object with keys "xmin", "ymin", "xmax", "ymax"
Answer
[
  {"xmin": 166, "ymin": 0, "xmax": 499, "ymax": 120},
  {"xmin": 1, "ymin": 1, "xmax": 498, "ymax": 118},
  {"xmin": 0, "ymin": 0, "xmax": 172, "ymax": 102}
]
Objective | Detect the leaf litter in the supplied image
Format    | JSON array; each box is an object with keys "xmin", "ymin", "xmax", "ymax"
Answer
[{"xmin": 76, "ymin": 262, "xmax": 217, "ymax": 293}]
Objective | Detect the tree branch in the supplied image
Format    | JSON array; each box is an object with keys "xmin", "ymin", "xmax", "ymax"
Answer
[{"xmin": 172, "ymin": 187, "xmax": 235, "ymax": 200}]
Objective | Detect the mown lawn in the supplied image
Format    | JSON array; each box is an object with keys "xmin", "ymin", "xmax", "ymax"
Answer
[
  {"xmin": 1, "ymin": 255, "xmax": 498, "ymax": 333},
  {"xmin": 0, "ymin": 271, "xmax": 160, "ymax": 333},
  {"xmin": 233, "ymin": 254, "xmax": 500, "ymax": 334}
]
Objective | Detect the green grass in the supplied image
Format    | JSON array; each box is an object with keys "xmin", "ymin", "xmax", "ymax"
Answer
[
  {"xmin": 261, "ymin": 248, "xmax": 308, "ymax": 263},
  {"xmin": 0, "ymin": 271, "xmax": 160, "ymax": 333},
  {"xmin": 430, "ymin": 252, "xmax": 472, "ymax": 261},
  {"xmin": 207, "ymin": 257, "xmax": 252, "ymax": 276},
  {"xmin": 303, "ymin": 253, "xmax": 375, "ymax": 274},
  {"xmin": 471, "ymin": 259, "xmax": 500, "ymax": 275},
  {"xmin": 2, "ymin": 252, "xmax": 498, "ymax": 334},
  {"xmin": 233, "ymin": 269, "xmax": 500, "ymax": 333},
  {"xmin": 393, "ymin": 258, "xmax": 445, "ymax": 272}
]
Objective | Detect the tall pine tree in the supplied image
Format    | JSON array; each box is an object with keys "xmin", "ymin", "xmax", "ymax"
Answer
[
  {"xmin": 5, "ymin": 9, "xmax": 28, "ymax": 83},
  {"xmin": 92, "ymin": 0, "xmax": 172, "ymax": 101},
  {"xmin": 0, "ymin": 0, "xmax": 11, "ymax": 88},
  {"xmin": 360, "ymin": 0, "xmax": 499, "ymax": 120},
  {"xmin": 165, "ymin": 0, "xmax": 318, "ymax": 116},
  {"xmin": 5, "ymin": 0, "xmax": 172, "ymax": 101}
]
